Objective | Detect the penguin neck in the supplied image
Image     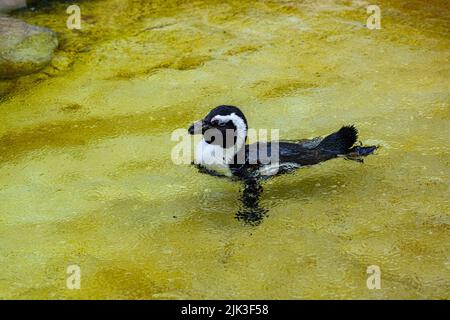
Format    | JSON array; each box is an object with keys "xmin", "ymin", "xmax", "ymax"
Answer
[{"xmin": 196, "ymin": 129, "xmax": 247, "ymax": 173}]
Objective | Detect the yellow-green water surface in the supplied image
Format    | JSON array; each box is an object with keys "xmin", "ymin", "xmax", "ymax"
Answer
[{"xmin": 0, "ymin": 0, "xmax": 449, "ymax": 299}]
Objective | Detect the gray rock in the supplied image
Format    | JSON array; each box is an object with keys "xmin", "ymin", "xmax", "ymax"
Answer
[
  {"xmin": 0, "ymin": 16, "xmax": 58, "ymax": 78},
  {"xmin": 0, "ymin": 0, "xmax": 27, "ymax": 13}
]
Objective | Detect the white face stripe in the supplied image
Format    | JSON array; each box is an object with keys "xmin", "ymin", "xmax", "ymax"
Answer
[
  {"xmin": 212, "ymin": 112, "xmax": 247, "ymax": 155},
  {"xmin": 211, "ymin": 113, "xmax": 247, "ymax": 133}
]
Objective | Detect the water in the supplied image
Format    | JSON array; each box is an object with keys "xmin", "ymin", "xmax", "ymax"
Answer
[{"xmin": 0, "ymin": 0, "xmax": 449, "ymax": 299}]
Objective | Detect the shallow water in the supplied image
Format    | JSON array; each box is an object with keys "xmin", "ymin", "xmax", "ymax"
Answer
[{"xmin": 0, "ymin": 0, "xmax": 449, "ymax": 299}]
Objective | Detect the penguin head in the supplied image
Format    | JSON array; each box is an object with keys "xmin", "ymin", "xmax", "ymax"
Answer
[{"xmin": 188, "ymin": 105, "xmax": 248, "ymax": 149}]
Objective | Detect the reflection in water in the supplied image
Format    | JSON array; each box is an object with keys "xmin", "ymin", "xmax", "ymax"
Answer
[
  {"xmin": 195, "ymin": 165, "xmax": 267, "ymax": 225},
  {"xmin": 236, "ymin": 178, "xmax": 267, "ymax": 225}
]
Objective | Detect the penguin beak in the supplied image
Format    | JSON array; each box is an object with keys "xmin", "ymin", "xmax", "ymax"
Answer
[{"xmin": 188, "ymin": 120, "xmax": 211, "ymax": 135}]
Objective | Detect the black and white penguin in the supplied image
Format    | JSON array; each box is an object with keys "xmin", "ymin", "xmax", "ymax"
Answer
[{"xmin": 188, "ymin": 105, "xmax": 377, "ymax": 224}]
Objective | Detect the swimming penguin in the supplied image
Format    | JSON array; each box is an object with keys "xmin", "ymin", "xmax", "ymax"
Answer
[{"xmin": 188, "ymin": 105, "xmax": 377, "ymax": 224}]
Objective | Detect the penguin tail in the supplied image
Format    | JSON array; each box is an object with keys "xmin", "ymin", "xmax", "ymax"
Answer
[{"xmin": 317, "ymin": 125, "xmax": 359, "ymax": 155}]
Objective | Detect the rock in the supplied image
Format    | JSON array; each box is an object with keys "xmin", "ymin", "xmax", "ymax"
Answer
[
  {"xmin": 0, "ymin": 16, "xmax": 58, "ymax": 78},
  {"xmin": 0, "ymin": 0, "xmax": 27, "ymax": 13}
]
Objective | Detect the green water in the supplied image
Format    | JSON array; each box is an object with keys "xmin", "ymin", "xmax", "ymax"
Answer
[{"xmin": 0, "ymin": 0, "xmax": 449, "ymax": 299}]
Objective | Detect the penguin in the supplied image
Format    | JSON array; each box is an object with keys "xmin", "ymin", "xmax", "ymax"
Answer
[{"xmin": 188, "ymin": 105, "xmax": 377, "ymax": 224}]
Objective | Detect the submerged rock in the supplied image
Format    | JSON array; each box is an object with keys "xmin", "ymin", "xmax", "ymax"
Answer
[{"xmin": 0, "ymin": 16, "xmax": 58, "ymax": 78}]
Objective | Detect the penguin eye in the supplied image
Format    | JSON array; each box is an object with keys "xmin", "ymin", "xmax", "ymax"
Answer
[{"xmin": 211, "ymin": 119, "xmax": 226, "ymax": 127}]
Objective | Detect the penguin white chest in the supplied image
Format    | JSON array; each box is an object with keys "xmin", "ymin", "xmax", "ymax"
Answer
[{"xmin": 195, "ymin": 139, "xmax": 233, "ymax": 177}]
